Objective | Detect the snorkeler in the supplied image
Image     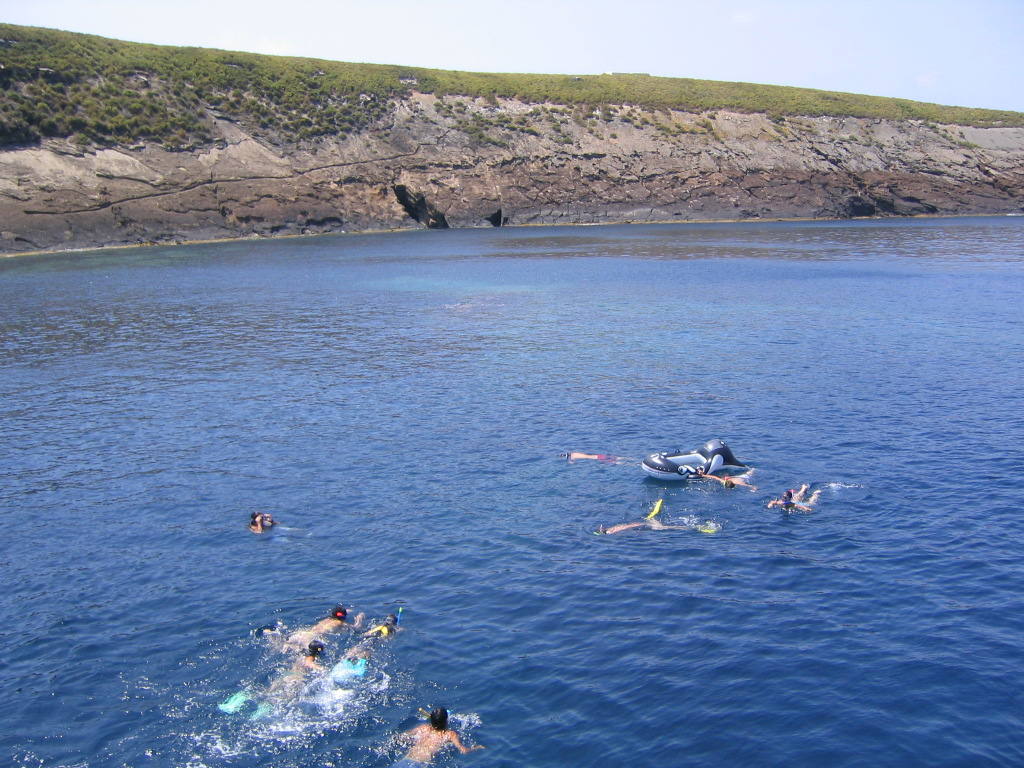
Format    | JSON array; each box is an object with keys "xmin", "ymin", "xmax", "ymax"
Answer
[
  {"xmin": 767, "ymin": 486, "xmax": 823, "ymax": 512},
  {"xmin": 561, "ymin": 451, "xmax": 635, "ymax": 464},
  {"xmin": 248, "ymin": 511, "xmax": 277, "ymax": 533},
  {"xmin": 271, "ymin": 604, "xmax": 365, "ymax": 652},
  {"xmin": 595, "ymin": 516, "xmax": 720, "ymax": 535},
  {"xmin": 330, "ymin": 642, "xmax": 375, "ymax": 683},
  {"xmin": 363, "ymin": 613, "xmax": 401, "ymax": 640},
  {"xmin": 695, "ymin": 468, "xmax": 758, "ymax": 490},
  {"xmin": 266, "ymin": 640, "xmax": 326, "ymax": 698},
  {"xmin": 392, "ymin": 707, "xmax": 484, "ymax": 766}
]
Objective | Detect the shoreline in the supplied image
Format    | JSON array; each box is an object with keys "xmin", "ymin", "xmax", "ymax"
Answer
[{"xmin": 3, "ymin": 212, "xmax": 1019, "ymax": 261}]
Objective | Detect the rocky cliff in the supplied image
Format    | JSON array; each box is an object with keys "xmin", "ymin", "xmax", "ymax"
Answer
[{"xmin": 3, "ymin": 91, "xmax": 1024, "ymax": 255}]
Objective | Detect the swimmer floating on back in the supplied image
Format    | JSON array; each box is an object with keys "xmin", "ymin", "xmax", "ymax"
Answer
[
  {"xmin": 695, "ymin": 467, "xmax": 758, "ymax": 490},
  {"xmin": 767, "ymin": 485, "xmax": 822, "ymax": 512},
  {"xmin": 596, "ymin": 502, "xmax": 721, "ymax": 535},
  {"xmin": 391, "ymin": 707, "xmax": 484, "ymax": 767},
  {"xmin": 561, "ymin": 451, "xmax": 635, "ymax": 465}
]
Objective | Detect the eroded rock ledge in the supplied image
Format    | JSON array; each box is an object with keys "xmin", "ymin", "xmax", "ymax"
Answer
[{"xmin": 2, "ymin": 94, "xmax": 1023, "ymax": 254}]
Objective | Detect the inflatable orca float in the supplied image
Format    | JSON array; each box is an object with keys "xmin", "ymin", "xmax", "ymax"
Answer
[{"xmin": 641, "ymin": 439, "xmax": 745, "ymax": 480}]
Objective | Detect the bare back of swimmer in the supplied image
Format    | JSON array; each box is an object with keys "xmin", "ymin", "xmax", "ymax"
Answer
[{"xmin": 392, "ymin": 708, "xmax": 483, "ymax": 766}]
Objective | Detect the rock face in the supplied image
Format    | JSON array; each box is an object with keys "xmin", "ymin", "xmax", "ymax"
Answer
[{"xmin": 2, "ymin": 93, "xmax": 1023, "ymax": 254}]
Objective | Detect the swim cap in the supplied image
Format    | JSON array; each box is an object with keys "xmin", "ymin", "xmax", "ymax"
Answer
[
  {"xmin": 332, "ymin": 605, "xmax": 348, "ymax": 620},
  {"xmin": 308, "ymin": 641, "xmax": 325, "ymax": 656}
]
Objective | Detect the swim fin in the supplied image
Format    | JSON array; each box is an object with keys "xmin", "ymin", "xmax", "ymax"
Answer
[
  {"xmin": 250, "ymin": 702, "xmax": 274, "ymax": 720},
  {"xmin": 218, "ymin": 690, "xmax": 251, "ymax": 714}
]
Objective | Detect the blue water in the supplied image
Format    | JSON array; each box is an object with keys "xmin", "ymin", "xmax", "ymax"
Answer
[{"xmin": 2, "ymin": 217, "xmax": 1023, "ymax": 767}]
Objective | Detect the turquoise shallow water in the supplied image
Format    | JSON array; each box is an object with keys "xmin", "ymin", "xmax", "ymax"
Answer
[{"xmin": 2, "ymin": 217, "xmax": 1024, "ymax": 767}]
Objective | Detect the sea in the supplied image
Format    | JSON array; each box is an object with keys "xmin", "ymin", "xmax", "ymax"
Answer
[{"xmin": 2, "ymin": 216, "xmax": 1023, "ymax": 768}]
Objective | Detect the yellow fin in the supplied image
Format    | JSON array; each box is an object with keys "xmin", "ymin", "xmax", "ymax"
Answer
[{"xmin": 645, "ymin": 499, "xmax": 664, "ymax": 520}]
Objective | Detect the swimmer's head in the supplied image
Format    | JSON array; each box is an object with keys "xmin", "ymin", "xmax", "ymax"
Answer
[
  {"xmin": 782, "ymin": 489, "xmax": 794, "ymax": 501},
  {"xmin": 331, "ymin": 605, "xmax": 348, "ymax": 620},
  {"xmin": 250, "ymin": 511, "xmax": 261, "ymax": 523},
  {"xmin": 724, "ymin": 478, "xmax": 735, "ymax": 488},
  {"xmin": 384, "ymin": 614, "xmax": 398, "ymax": 626},
  {"xmin": 596, "ymin": 525, "xmax": 607, "ymax": 535},
  {"xmin": 307, "ymin": 641, "xmax": 325, "ymax": 657},
  {"xmin": 429, "ymin": 707, "xmax": 449, "ymax": 731}
]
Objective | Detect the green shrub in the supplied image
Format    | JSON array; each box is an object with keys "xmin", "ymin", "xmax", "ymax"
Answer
[{"xmin": 1, "ymin": 21, "xmax": 1020, "ymax": 151}]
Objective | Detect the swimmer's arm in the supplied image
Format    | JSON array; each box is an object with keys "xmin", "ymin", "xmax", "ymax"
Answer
[{"xmin": 448, "ymin": 731, "xmax": 485, "ymax": 754}]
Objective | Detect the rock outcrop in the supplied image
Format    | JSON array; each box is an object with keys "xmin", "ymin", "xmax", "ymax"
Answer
[{"xmin": 2, "ymin": 93, "xmax": 1023, "ymax": 254}]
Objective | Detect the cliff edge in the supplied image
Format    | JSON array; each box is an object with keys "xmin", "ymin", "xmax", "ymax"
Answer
[{"xmin": 2, "ymin": 26, "xmax": 1023, "ymax": 254}]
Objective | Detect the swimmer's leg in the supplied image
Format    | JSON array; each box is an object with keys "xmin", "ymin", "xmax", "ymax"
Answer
[
  {"xmin": 793, "ymin": 484, "xmax": 810, "ymax": 502},
  {"xmin": 806, "ymin": 489, "xmax": 822, "ymax": 506}
]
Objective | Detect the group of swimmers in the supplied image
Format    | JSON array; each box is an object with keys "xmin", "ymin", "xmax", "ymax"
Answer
[
  {"xmin": 228, "ymin": 600, "xmax": 483, "ymax": 764},
  {"xmin": 238, "ymin": 449, "xmax": 818, "ymax": 763},
  {"xmin": 566, "ymin": 451, "xmax": 824, "ymax": 535},
  {"xmin": 248, "ymin": 511, "xmax": 276, "ymax": 533}
]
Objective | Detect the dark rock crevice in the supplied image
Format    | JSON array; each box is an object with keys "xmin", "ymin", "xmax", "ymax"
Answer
[
  {"xmin": 392, "ymin": 184, "xmax": 449, "ymax": 228},
  {"xmin": 485, "ymin": 208, "xmax": 508, "ymax": 227}
]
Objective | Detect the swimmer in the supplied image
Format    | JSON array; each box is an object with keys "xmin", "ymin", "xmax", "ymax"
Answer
[
  {"xmin": 330, "ymin": 642, "xmax": 374, "ymax": 683},
  {"xmin": 392, "ymin": 707, "xmax": 484, "ymax": 766},
  {"xmin": 266, "ymin": 640, "xmax": 325, "ymax": 698},
  {"xmin": 274, "ymin": 604, "xmax": 366, "ymax": 652},
  {"xmin": 363, "ymin": 613, "xmax": 401, "ymax": 640},
  {"xmin": 596, "ymin": 516, "xmax": 716, "ymax": 535},
  {"xmin": 767, "ymin": 486, "xmax": 822, "ymax": 512},
  {"xmin": 561, "ymin": 451, "xmax": 635, "ymax": 464},
  {"xmin": 695, "ymin": 468, "xmax": 757, "ymax": 490},
  {"xmin": 248, "ymin": 512, "xmax": 276, "ymax": 533}
]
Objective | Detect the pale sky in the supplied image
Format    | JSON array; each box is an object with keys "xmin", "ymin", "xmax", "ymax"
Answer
[{"xmin": 3, "ymin": 0, "xmax": 1022, "ymax": 112}]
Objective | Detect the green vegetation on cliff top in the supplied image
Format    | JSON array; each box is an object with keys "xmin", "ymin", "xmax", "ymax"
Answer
[{"xmin": 2, "ymin": 23, "xmax": 1022, "ymax": 150}]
